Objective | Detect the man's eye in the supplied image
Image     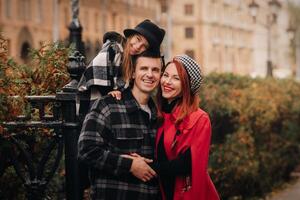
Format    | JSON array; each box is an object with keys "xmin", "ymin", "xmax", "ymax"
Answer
[{"xmin": 153, "ymin": 68, "xmax": 160, "ymax": 72}]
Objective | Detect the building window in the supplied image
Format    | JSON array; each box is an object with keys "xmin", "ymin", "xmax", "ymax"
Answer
[
  {"xmin": 184, "ymin": 4, "xmax": 193, "ymax": 15},
  {"xmin": 5, "ymin": 0, "xmax": 12, "ymax": 19},
  {"xmin": 85, "ymin": 11, "xmax": 89, "ymax": 30},
  {"xmin": 21, "ymin": 42, "xmax": 31, "ymax": 62},
  {"xmin": 36, "ymin": 0, "xmax": 43, "ymax": 23},
  {"xmin": 24, "ymin": 0, "xmax": 31, "ymax": 20},
  {"xmin": 185, "ymin": 50, "xmax": 195, "ymax": 59},
  {"xmin": 161, "ymin": 4, "xmax": 167, "ymax": 13},
  {"xmin": 64, "ymin": 7, "xmax": 69, "ymax": 26},
  {"xmin": 185, "ymin": 27, "xmax": 194, "ymax": 39},
  {"xmin": 95, "ymin": 13, "xmax": 99, "ymax": 32},
  {"xmin": 18, "ymin": 1, "xmax": 24, "ymax": 20}
]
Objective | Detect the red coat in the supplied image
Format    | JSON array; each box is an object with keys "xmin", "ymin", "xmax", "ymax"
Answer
[{"xmin": 155, "ymin": 107, "xmax": 220, "ymax": 200}]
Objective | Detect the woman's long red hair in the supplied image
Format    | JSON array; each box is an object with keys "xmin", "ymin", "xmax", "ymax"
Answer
[{"xmin": 156, "ymin": 59, "xmax": 200, "ymax": 126}]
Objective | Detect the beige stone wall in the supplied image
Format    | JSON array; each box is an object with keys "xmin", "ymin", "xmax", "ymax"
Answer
[
  {"xmin": 159, "ymin": 0, "xmax": 204, "ymax": 67},
  {"xmin": 0, "ymin": 0, "xmax": 292, "ymax": 78},
  {"xmin": 200, "ymin": 0, "xmax": 254, "ymax": 75},
  {"xmin": 160, "ymin": 0, "xmax": 254, "ymax": 76},
  {"xmin": 0, "ymin": 0, "xmax": 54, "ymax": 62}
]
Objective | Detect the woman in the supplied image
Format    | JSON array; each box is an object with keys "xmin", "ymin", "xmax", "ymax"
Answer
[
  {"xmin": 155, "ymin": 55, "xmax": 219, "ymax": 200},
  {"xmin": 77, "ymin": 19, "xmax": 165, "ymax": 118}
]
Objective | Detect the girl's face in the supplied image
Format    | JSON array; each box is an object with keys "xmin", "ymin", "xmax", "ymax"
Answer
[
  {"xmin": 129, "ymin": 34, "xmax": 149, "ymax": 55},
  {"xmin": 160, "ymin": 63, "xmax": 182, "ymax": 103}
]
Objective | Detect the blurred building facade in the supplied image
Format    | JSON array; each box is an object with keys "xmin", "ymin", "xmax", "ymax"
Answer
[
  {"xmin": 250, "ymin": 0, "xmax": 292, "ymax": 78},
  {"xmin": 0, "ymin": 0, "xmax": 294, "ymax": 78},
  {"xmin": 160, "ymin": 0, "xmax": 292, "ymax": 77},
  {"xmin": 0, "ymin": 0, "xmax": 160, "ymax": 63}
]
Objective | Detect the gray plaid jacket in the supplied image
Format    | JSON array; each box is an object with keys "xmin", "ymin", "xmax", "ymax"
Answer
[
  {"xmin": 78, "ymin": 88, "xmax": 159, "ymax": 200},
  {"xmin": 76, "ymin": 37, "xmax": 125, "ymax": 119}
]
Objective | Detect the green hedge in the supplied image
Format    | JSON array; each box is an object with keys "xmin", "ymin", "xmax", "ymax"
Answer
[{"xmin": 201, "ymin": 73, "xmax": 300, "ymax": 199}]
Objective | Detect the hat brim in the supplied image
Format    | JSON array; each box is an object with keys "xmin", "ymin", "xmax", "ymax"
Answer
[{"xmin": 124, "ymin": 29, "xmax": 140, "ymax": 38}]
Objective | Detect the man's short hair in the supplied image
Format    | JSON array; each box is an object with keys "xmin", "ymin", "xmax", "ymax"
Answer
[{"xmin": 132, "ymin": 50, "xmax": 164, "ymax": 69}]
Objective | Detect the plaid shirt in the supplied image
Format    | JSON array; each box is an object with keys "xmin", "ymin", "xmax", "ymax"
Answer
[{"xmin": 78, "ymin": 88, "xmax": 159, "ymax": 200}]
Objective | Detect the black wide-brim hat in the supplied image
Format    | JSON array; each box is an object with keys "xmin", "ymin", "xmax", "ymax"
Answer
[{"xmin": 124, "ymin": 19, "xmax": 165, "ymax": 50}]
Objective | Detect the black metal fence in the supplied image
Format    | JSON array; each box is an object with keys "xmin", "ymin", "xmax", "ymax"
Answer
[{"xmin": 2, "ymin": 51, "xmax": 86, "ymax": 200}]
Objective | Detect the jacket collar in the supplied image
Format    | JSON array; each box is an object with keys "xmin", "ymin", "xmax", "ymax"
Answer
[
  {"xmin": 166, "ymin": 105, "xmax": 204, "ymax": 130},
  {"xmin": 123, "ymin": 88, "xmax": 157, "ymax": 121}
]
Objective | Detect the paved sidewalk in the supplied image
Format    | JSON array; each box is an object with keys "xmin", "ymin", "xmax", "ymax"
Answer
[{"xmin": 267, "ymin": 173, "xmax": 300, "ymax": 200}]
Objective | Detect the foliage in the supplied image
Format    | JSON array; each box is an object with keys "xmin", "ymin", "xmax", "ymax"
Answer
[
  {"xmin": 0, "ymin": 32, "xmax": 70, "ymax": 125},
  {"xmin": 0, "ymin": 31, "xmax": 71, "ymax": 199},
  {"xmin": 201, "ymin": 73, "xmax": 300, "ymax": 199}
]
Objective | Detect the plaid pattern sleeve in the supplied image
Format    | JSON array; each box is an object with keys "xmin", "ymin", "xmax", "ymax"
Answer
[
  {"xmin": 78, "ymin": 100, "xmax": 133, "ymax": 176},
  {"xmin": 76, "ymin": 39, "xmax": 125, "ymax": 118},
  {"xmin": 77, "ymin": 40, "xmax": 124, "ymax": 93}
]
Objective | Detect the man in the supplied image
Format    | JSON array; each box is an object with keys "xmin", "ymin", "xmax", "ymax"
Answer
[{"xmin": 78, "ymin": 49, "xmax": 163, "ymax": 200}]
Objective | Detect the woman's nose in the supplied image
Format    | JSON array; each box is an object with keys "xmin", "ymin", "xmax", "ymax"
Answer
[{"xmin": 166, "ymin": 77, "xmax": 172, "ymax": 84}]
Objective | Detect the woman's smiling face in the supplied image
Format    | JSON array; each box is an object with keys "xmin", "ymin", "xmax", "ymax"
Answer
[{"xmin": 160, "ymin": 63, "xmax": 182, "ymax": 103}]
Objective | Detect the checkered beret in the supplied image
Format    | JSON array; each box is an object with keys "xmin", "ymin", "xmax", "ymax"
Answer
[{"xmin": 174, "ymin": 54, "xmax": 203, "ymax": 94}]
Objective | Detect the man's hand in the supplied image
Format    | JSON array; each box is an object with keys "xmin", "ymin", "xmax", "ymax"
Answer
[{"xmin": 130, "ymin": 157, "xmax": 156, "ymax": 182}]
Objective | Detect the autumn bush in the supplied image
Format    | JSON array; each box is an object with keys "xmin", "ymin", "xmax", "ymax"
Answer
[
  {"xmin": 202, "ymin": 73, "xmax": 300, "ymax": 199},
  {"xmin": 0, "ymin": 31, "xmax": 71, "ymax": 199}
]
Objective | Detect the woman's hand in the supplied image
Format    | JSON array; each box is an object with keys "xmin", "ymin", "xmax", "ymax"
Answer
[{"xmin": 108, "ymin": 90, "xmax": 122, "ymax": 100}]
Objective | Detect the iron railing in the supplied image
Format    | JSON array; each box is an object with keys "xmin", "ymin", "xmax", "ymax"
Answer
[{"xmin": 1, "ymin": 50, "xmax": 86, "ymax": 200}]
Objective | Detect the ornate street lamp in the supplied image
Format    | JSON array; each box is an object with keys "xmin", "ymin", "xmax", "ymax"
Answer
[
  {"xmin": 287, "ymin": 24, "xmax": 296, "ymax": 41},
  {"xmin": 249, "ymin": 0, "xmax": 259, "ymax": 22},
  {"xmin": 249, "ymin": 0, "xmax": 281, "ymax": 77},
  {"xmin": 269, "ymin": 0, "xmax": 281, "ymax": 19}
]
